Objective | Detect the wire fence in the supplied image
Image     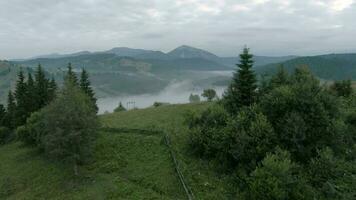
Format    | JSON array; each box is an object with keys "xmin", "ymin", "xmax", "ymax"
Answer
[{"xmin": 101, "ymin": 127, "xmax": 195, "ymax": 200}]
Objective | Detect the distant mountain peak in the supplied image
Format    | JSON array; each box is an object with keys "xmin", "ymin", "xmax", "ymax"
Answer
[{"xmin": 168, "ymin": 45, "xmax": 219, "ymax": 60}]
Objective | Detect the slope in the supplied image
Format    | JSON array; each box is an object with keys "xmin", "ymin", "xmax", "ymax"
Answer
[{"xmin": 256, "ymin": 53, "xmax": 356, "ymax": 80}]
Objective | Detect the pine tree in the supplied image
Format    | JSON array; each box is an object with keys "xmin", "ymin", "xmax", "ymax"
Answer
[
  {"xmin": 66, "ymin": 63, "xmax": 78, "ymax": 86},
  {"xmin": 4, "ymin": 91, "xmax": 16, "ymax": 129},
  {"xmin": 0, "ymin": 104, "xmax": 6, "ymax": 126},
  {"xmin": 48, "ymin": 76, "xmax": 57, "ymax": 102},
  {"xmin": 79, "ymin": 69, "xmax": 98, "ymax": 113},
  {"xmin": 270, "ymin": 65, "xmax": 289, "ymax": 88},
  {"xmin": 223, "ymin": 47, "xmax": 257, "ymax": 114},
  {"xmin": 14, "ymin": 69, "xmax": 28, "ymax": 126},
  {"xmin": 25, "ymin": 73, "xmax": 36, "ymax": 114},
  {"xmin": 34, "ymin": 64, "xmax": 50, "ymax": 109}
]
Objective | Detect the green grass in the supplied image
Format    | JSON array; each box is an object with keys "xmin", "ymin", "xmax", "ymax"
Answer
[
  {"xmin": 1, "ymin": 102, "xmax": 235, "ymax": 199},
  {"xmin": 101, "ymin": 103, "xmax": 236, "ymax": 199}
]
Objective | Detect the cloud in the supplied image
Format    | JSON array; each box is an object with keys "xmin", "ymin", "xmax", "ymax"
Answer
[{"xmin": 0, "ymin": 0, "xmax": 355, "ymax": 59}]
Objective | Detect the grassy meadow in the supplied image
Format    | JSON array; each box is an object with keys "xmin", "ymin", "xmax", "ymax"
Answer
[{"xmin": 0, "ymin": 102, "xmax": 235, "ymax": 199}]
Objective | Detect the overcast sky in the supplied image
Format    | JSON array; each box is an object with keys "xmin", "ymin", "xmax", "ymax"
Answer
[{"xmin": 0, "ymin": 0, "xmax": 355, "ymax": 59}]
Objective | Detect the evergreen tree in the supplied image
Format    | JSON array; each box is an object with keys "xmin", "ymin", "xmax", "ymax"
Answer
[
  {"xmin": 79, "ymin": 69, "xmax": 98, "ymax": 113},
  {"xmin": 223, "ymin": 47, "xmax": 257, "ymax": 114},
  {"xmin": 41, "ymin": 80, "xmax": 99, "ymax": 175},
  {"xmin": 66, "ymin": 63, "xmax": 78, "ymax": 85},
  {"xmin": 25, "ymin": 73, "xmax": 36, "ymax": 114},
  {"xmin": 34, "ymin": 64, "xmax": 50, "ymax": 109},
  {"xmin": 14, "ymin": 69, "xmax": 28, "ymax": 126},
  {"xmin": 48, "ymin": 76, "xmax": 57, "ymax": 102},
  {"xmin": 0, "ymin": 104, "xmax": 6, "ymax": 126},
  {"xmin": 270, "ymin": 65, "xmax": 289, "ymax": 88},
  {"xmin": 4, "ymin": 91, "xmax": 16, "ymax": 129},
  {"xmin": 114, "ymin": 102, "xmax": 126, "ymax": 112}
]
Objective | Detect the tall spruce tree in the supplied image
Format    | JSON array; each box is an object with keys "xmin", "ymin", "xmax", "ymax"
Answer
[
  {"xmin": 5, "ymin": 91, "xmax": 16, "ymax": 129},
  {"xmin": 223, "ymin": 47, "xmax": 257, "ymax": 114},
  {"xmin": 25, "ymin": 73, "xmax": 36, "ymax": 114},
  {"xmin": 34, "ymin": 64, "xmax": 50, "ymax": 109},
  {"xmin": 66, "ymin": 63, "xmax": 78, "ymax": 86},
  {"xmin": 14, "ymin": 69, "xmax": 28, "ymax": 126},
  {"xmin": 48, "ymin": 76, "xmax": 57, "ymax": 102},
  {"xmin": 79, "ymin": 69, "xmax": 98, "ymax": 113}
]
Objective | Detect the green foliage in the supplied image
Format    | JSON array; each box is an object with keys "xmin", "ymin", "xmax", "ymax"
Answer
[
  {"xmin": 41, "ymin": 82, "xmax": 99, "ymax": 173},
  {"xmin": 201, "ymin": 89, "xmax": 217, "ymax": 102},
  {"xmin": 80, "ymin": 69, "xmax": 98, "ymax": 113},
  {"xmin": 34, "ymin": 64, "xmax": 51, "ymax": 109},
  {"xmin": 47, "ymin": 76, "xmax": 57, "ymax": 102},
  {"xmin": 0, "ymin": 104, "xmax": 5, "ymax": 127},
  {"xmin": 246, "ymin": 149, "xmax": 312, "ymax": 200},
  {"xmin": 4, "ymin": 91, "xmax": 16, "ymax": 130},
  {"xmin": 227, "ymin": 106, "xmax": 276, "ymax": 170},
  {"xmin": 189, "ymin": 93, "xmax": 200, "ymax": 103},
  {"xmin": 260, "ymin": 67, "xmax": 342, "ymax": 162},
  {"xmin": 114, "ymin": 102, "xmax": 126, "ymax": 112},
  {"xmin": 14, "ymin": 69, "xmax": 28, "ymax": 126},
  {"xmin": 223, "ymin": 47, "xmax": 257, "ymax": 114},
  {"xmin": 331, "ymin": 79, "xmax": 353, "ymax": 97},
  {"xmin": 16, "ymin": 112, "xmax": 45, "ymax": 147},
  {"xmin": 188, "ymin": 104, "xmax": 229, "ymax": 159},
  {"xmin": 25, "ymin": 73, "xmax": 36, "ymax": 114},
  {"xmin": 188, "ymin": 66, "xmax": 356, "ymax": 199},
  {"xmin": 65, "ymin": 63, "xmax": 78, "ymax": 86}
]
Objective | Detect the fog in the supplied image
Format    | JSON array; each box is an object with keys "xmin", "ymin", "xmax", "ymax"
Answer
[{"xmin": 97, "ymin": 80, "xmax": 227, "ymax": 114}]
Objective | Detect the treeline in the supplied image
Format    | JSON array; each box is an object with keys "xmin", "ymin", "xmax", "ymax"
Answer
[
  {"xmin": 187, "ymin": 48, "xmax": 356, "ymax": 199},
  {"xmin": 0, "ymin": 63, "xmax": 98, "ymax": 175}
]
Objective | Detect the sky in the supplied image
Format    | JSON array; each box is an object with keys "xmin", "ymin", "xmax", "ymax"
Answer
[{"xmin": 0, "ymin": 0, "xmax": 355, "ymax": 59}]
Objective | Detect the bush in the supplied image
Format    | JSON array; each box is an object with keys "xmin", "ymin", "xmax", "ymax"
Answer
[
  {"xmin": 246, "ymin": 149, "xmax": 312, "ymax": 200},
  {"xmin": 259, "ymin": 69, "xmax": 343, "ymax": 162},
  {"xmin": 188, "ymin": 104, "xmax": 229, "ymax": 158},
  {"xmin": 16, "ymin": 112, "xmax": 45, "ymax": 147},
  {"xmin": 227, "ymin": 106, "xmax": 276, "ymax": 170}
]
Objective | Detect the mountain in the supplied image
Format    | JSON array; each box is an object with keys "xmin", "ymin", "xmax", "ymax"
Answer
[
  {"xmin": 9, "ymin": 46, "xmax": 301, "ymax": 100},
  {"xmin": 256, "ymin": 53, "xmax": 356, "ymax": 80},
  {"xmin": 218, "ymin": 55, "xmax": 297, "ymax": 68},
  {"xmin": 29, "ymin": 51, "xmax": 92, "ymax": 60},
  {"xmin": 167, "ymin": 45, "xmax": 220, "ymax": 61}
]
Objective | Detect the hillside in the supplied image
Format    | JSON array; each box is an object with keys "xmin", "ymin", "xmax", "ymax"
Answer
[
  {"xmin": 0, "ymin": 103, "xmax": 235, "ymax": 199},
  {"xmin": 256, "ymin": 53, "xmax": 356, "ymax": 80}
]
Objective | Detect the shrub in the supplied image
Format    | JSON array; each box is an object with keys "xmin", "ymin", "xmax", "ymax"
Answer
[
  {"xmin": 188, "ymin": 104, "xmax": 229, "ymax": 158},
  {"xmin": 227, "ymin": 106, "xmax": 276, "ymax": 170},
  {"xmin": 246, "ymin": 149, "xmax": 312, "ymax": 200}
]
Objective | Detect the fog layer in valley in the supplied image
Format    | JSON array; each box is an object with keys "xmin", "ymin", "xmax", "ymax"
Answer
[{"xmin": 97, "ymin": 80, "xmax": 227, "ymax": 114}]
